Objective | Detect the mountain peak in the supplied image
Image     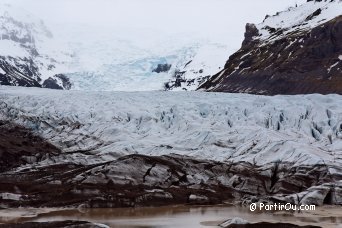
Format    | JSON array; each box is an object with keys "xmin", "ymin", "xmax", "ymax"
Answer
[{"xmin": 199, "ymin": 0, "xmax": 342, "ymax": 95}]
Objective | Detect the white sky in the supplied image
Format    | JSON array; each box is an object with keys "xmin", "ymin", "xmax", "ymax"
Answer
[
  {"xmin": 3, "ymin": 0, "xmax": 305, "ymax": 41},
  {"xmin": 1, "ymin": 0, "xmax": 307, "ymax": 69}
]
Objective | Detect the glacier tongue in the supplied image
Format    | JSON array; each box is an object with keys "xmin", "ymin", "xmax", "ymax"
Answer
[{"xmin": 0, "ymin": 86, "xmax": 342, "ymax": 167}]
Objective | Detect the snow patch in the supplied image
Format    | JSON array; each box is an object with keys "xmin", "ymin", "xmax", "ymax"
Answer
[
  {"xmin": 0, "ymin": 40, "xmax": 29, "ymax": 58},
  {"xmin": 328, "ymin": 61, "xmax": 340, "ymax": 73},
  {"xmin": 0, "ymin": 193, "xmax": 22, "ymax": 201},
  {"xmin": 0, "ymin": 67, "xmax": 5, "ymax": 75}
]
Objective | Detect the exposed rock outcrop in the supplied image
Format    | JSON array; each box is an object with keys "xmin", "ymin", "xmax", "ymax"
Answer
[
  {"xmin": 152, "ymin": 63, "xmax": 172, "ymax": 73},
  {"xmin": 0, "ymin": 121, "xmax": 61, "ymax": 172},
  {"xmin": 241, "ymin": 23, "xmax": 259, "ymax": 47},
  {"xmin": 42, "ymin": 74, "xmax": 72, "ymax": 90},
  {"xmin": 0, "ymin": 58, "xmax": 41, "ymax": 88}
]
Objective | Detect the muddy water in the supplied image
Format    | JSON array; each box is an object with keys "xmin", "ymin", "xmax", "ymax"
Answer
[{"xmin": 0, "ymin": 205, "xmax": 341, "ymax": 228}]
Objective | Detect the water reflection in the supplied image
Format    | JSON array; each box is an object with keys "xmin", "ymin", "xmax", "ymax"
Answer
[{"xmin": 0, "ymin": 205, "xmax": 341, "ymax": 228}]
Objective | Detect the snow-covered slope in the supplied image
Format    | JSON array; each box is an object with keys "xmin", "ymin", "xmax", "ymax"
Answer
[
  {"xmin": 164, "ymin": 44, "xmax": 230, "ymax": 91},
  {"xmin": 257, "ymin": 0, "xmax": 342, "ymax": 42},
  {"xmin": 0, "ymin": 4, "xmax": 72, "ymax": 89},
  {"xmin": 1, "ymin": 86, "xmax": 341, "ymax": 167}
]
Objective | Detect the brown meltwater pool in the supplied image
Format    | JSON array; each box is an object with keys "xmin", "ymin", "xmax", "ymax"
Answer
[{"xmin": 0, "ymin": 205, "xmax": 341, "ymax": 227}]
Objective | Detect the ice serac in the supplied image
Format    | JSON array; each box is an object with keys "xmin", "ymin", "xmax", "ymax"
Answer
[
  {"xmin": 0, "ymin": 4, "xmax": 71, "ymax": 90},
  {"xmin": 200, "ymin": 0, "xmax": 342, "ymax": 95}
]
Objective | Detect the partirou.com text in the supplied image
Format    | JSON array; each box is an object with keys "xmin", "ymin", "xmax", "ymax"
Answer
[{"xmin": 249, "ymin": 203, "xmax": 316, "ymax": 212}]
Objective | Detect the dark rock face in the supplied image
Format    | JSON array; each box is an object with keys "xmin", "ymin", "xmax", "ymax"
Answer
[
  {"xmin": 242, "ymin": 23, "xmax": 259, "ymax": 47},
  {"xmin": 0, "ymin": 58, "xmax": 41, "ymax": 88},
  {"xmin": 199, "ymin": 15, "xmax": 342, "ymax": 95},
  {"xmin": 0, "ymin": 54, "xmax": 72, "ymax": 91},
  {"xmin": 152, "ymin": 63, "xmax": 172, "ymax": 73},
  {"xmin": 306, "ymin": 8, "xmax": 322, "ymax": 21},
  {"xmin": 42, "ymin": 77, "xmax": 63, "ymax": 90},
  {"xmin": 42, "ymin": 74, "xmax": 72, "ymax": 90},
  {"xmin": 0, "ymin": 121, "xmax": 61, "ymax": 172}
]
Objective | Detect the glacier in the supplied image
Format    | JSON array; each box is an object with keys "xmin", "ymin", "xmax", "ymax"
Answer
[{"xmin": 1, "ymin": 86, "xmax": 341, "ymax": 167}]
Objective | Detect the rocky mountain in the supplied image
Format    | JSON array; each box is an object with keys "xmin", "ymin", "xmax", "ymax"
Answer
[
  {"xmin": 0, "ymin": 4, "xmax": 72, "ymax": 90},
  {"xmin": 199, "ymin": 0, "xmax": 342, "ymax": 95}
]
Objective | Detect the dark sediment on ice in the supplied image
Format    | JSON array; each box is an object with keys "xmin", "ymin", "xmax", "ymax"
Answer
[{"xmin": 0, "ymin": 121, "xmax": 341, "ymax": 208}]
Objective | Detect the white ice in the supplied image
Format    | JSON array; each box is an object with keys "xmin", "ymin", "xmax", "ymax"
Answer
[{"xmin": 1, "ymin": 86, "xmax": 341, "ymax": 167}]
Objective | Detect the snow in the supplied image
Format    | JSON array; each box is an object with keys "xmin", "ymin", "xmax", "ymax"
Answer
[
  {"xmin": 189, "ymin": 194, "xmax": 209, "ymax": 201},
  {"xmin": 0, "ymin": 3, "xmax": 74, "ymax": 82},
  {"xmin": 328, "ymin": 61, "xmax": 340, "ymax": 73},
  {"xmin": 256, "ymin": 0, "xmax": 342, "ymax": 42},
  {"xmin": 220, "ymin": 218, "xmax": 249, "ymax": 227},
  {"xmin": 0, "ymin": 67, "xmax": 6, "ymax": 75},
  {"xmin": 0, "ymin": 193, "xmax": 21, "ymax": 201},
  {"xmin": 1, "ymin": 86, "xmax": 341, "ymax": 167},
  {"xmin": 93, "ymin": 224, "xmax": 110, "ymax": 228},
  {"xmin": 167, "ymin": 44, "xmax": 231, "ymax": 91},
  {"xmin": 0, "ymin": 40, "xmax": 29, "ymax": 58}
]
